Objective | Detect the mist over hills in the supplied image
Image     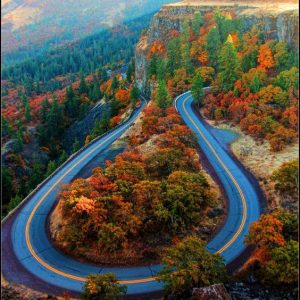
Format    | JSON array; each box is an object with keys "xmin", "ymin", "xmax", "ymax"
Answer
[{"xmin": 1, "ymin": 0, "xmax": 177, "ymax": 63}]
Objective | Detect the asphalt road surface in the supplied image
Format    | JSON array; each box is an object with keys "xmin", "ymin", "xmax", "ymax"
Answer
[{"xmin": 2, "ymin": 92, "xmax": 261, "ymax": 296}]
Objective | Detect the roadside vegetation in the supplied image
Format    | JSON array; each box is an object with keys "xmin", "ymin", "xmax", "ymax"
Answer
[
  {"xmin": 51, "ymin": 101, "xmax": 222, "ymax": 264},
  {"xmin": 1, "ymin": 14, "xmax": 146, "ymax": 217}
]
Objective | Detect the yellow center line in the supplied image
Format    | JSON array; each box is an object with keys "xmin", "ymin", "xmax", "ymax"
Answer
[
  {"xmin": 24, "ymin": 94, "xmax": 247, "ymax": 285},
  {"xmin": 182, "ymin": 96, "xmax": 247, "ymax": 254}
]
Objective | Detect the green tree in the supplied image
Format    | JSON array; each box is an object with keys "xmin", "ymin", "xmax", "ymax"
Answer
[
  {"xmin": 274, "ymin": 41, "xmax": 293, "ymax": 71},
  {"xmin": 148, "ymin": 54, "xmax": 158, "ymax": 78},
  {"xmin": 58, "ymin": 150, "xmax": 68, "ymax": 165},
  {"xmin": 8, "ymin": 194, "xmax": 22, "ymax": 212},
  {"xmin": 249, "ymin": 73, "xmax": 261, "ymax": 93},
  {"xmin": 241, "ymin": 50, "xmax": 258, "ymax": 73},
  {"xmin": 130, "ymin": 84, "xmax": 140, "ymax": 108},
  {"xmin": 90, "ymin": 82, "xmax": 102, "ymax": 102},
  {"xmin": 40, "ymin": 98, "xmax": 50, "ymax": 123},
  {"xmin": 111, "ymin": 76, "xmax": 119, "ymax": 92},
  {"xmin": 14, "ymin": 130, "xmax": 24, "ymax": 153},
  {"xmin": 180, "ymin": 19, "xmax": 190, "ymax": 44},
  {"xmin": 155, "ymin": 80, "xmax": 172, "ymax": 108},
  {"xmin": 261, "ymin": 240, "xmax": 298, "ymax": 286},
  {"xmin": 275, "ymin": 67, "xmax": 299, "ymax": 92},
  {"xmin": 82, "ymin": 273, "xmax": 127, "ymax": 300},
  {"xmin": 192, "ymin": 11, "xmax": 203, "ymax": 35},
  {"xmin": 166, "ymin": 37, "xmax": 182, "ymax": 76},
  {"xmin": 156, "ymin": 56, "xmax": 165, "ymax": 81},
  {"xmin": 126, "ymin": 59, "xmax": 135, "ymax": 83},
  {"xmin": 271, "ymin": 159, "xmax": 299, "ymax": 196},
  {"xmin": 79, "ymin": 74, "xmax": 88, "ymax": 94},
  {"xmin": 205, "ymin": 28, "xmax": 221, "ymax": 69},
  {"xmin": 181, "ymin": 43, "xmax": 194, "ymax": 75},
  {"xmin": 72, "ymin": 138, "xmax": 81, "ymax": 153},
  {"xmin": 99, "ymin": 68, "xmax": 108, "ymax": 82},
  {"xmin": 191, "ymin": 72, "xmax": 205, "ymax": 108},
  {"xmin": 164, "ymin": 171, "xmax": 213, "ymax": 232},
  {"xmin": 214, "ymin": 10, "xmax": 233, "ymax": 43},
  {"xmin": 97, "ymin": 223, "xmax": 126, "ymax": 253},
  {"xmin": 25, "ymin": 101, "xmax": 31, "ymax": 122},
  {"xmin": 218, "ymin": 36, "xmax": 240, "ymax": 91},
  {"xmin": 2, "ymin": 117, "xmax": 13, "ymax": 137},
  {"xmin": 28, "ymin": 155, "xmax": 45, "ymax": 189},
  {"xmin": 46, "ymin": 160, "xmax": 56, "ymax": 177},
  {"xmin": 158, "ymin": 236, "xmax": 227, "ymax": 297}
]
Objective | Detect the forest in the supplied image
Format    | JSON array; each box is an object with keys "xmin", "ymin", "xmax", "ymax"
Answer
[
  {"xmin": 145, "ymin": 10, "xmax": 298, "ymax": 151},
  {"xmin": 1, "ymin": 5, "xmax": 298, "ymax": 300},
  {"xmin": 51, "ymin": 101, "xmax": 222, "ymax": 265},
  {"xmin": 1, "ymin": 14, "xmax": 147, "ymax": 217}
]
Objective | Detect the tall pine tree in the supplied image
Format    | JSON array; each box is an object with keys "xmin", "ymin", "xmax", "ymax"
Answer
[
  {"xmin": 218, "ymin": 35, "xmax": 240, "ymax": 91},
  {"xmin": 191, "ymin": 72, "xmax": 205, "ymax": 108},
  {"xmin": 156, "ymin": 80, "xmax": 172, "ymax": 108}
]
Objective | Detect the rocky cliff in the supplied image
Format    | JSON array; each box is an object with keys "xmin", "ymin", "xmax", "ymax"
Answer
[{"xmin": 135, "ymin": 1, "xmax": 298, "ymax": 91}]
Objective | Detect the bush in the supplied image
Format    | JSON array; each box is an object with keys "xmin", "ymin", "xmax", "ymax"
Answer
[
  {"xmin": 82, "ymin": 273, "xmax": 127, "ymax": 300},
  {"xmin": 158, "ymin": 236, "xmax": 227, "ymax": 297},
  {"xmin": 271, "ymin": 159, "xmax": 299, "ymax": 196}
]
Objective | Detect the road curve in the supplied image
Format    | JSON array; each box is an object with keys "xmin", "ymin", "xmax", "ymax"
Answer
[{"xmin": 2, "ymin": 92, "xmax": 261, "ymax": 296}]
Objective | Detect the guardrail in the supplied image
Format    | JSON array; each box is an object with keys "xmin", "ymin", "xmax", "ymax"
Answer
[{"xmin": 2, "ymin": 97, "xmax": 148, "ymax": 224}]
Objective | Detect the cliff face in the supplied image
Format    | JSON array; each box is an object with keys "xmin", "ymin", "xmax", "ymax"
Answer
[{"xmin": 135, "ymin": 1, "xmax": 298, "ymax": 91}]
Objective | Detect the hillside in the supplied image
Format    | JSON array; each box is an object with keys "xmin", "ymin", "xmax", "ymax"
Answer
[{"xmin": 1, "ymin": 0, "xmax": 178, "ymax": 63}]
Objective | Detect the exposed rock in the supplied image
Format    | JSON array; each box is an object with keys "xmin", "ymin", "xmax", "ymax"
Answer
[
  {"xmin": 1, "ymin": 283, "xmax": 57, "ymax": 300},
  {"xmin": 62, "ymin": 98, "xmax": 110, "ymax": 153},
  {"xmin": 192, "ymin": 283, "xmax": 232, "ymax": 300},
  {"xmin": 135, "ymin": 1, "xmax": 298, "ymax": 91}
]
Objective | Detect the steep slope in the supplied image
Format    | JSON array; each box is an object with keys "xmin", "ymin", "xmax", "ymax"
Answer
[{"xmin": 135, "ymin": 1, "xmax": 298, "ymax": 90}]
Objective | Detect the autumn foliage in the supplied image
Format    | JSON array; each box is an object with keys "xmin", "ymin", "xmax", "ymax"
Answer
[{"xmin": 54, "ymin": 103, "xmax": 217, "ymax": 264}]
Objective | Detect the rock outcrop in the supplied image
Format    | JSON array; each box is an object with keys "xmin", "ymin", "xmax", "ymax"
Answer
[
  {"xmin": 192, "ymin": 283, "xmax": 232, "ymax": 300},
  {"xmin": 135, "ymin": 1, "xmax": 298, "ymax": 91}
]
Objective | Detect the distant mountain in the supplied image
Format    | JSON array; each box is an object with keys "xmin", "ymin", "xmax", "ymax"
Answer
[{"xmin": 1, "ymin": 0, "xmax": 177, "ymax": 60}]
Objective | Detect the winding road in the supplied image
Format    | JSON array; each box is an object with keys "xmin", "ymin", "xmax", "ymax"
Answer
[{"xmin": 2, "ymin": 91, "xmax": 261, "ymax": 297}]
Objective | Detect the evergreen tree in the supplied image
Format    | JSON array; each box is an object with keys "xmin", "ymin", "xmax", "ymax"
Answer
[
  {"xmin": 192, "ymin": 11, "xmax": 203, "ymax": 35},
  {"xmin": 250, "ymin": 74, "xmax": 261, "ymax": 93},
  {"xmin": 58, "ymin": 150, "xmax": 68, "ymax": 165},
  {"xmin": 205, "ymin": 28, "xmax": 221, "ymax": 69},
  {"xmin": 64, "ymin": 86, "xmax": 80, "ymax": 119},
  {"xmin": 156, "ymin": 80, "xmax": 172, "ymax": 108},
  {"xmin": 46, "ymin": 160, "xmax": 56, "ymax": 177},
  {"xmin": 72, "ymin": 138, "xmax": 81, "ymax": 153},
  {"xmin": 191, "ymin": 72, "xmax": 205, "ymax": 108},
  {"xmin": 130, "ymin": 84, "xmax": 140, "ymax": 108},
  {"xmin": 182, "ymin": 43, "xmax": 194, "ymax": 75},
  {"xmin": 91, "ymin": 83, "xmax": 101, "ymax": 102},
  {"xmin": 166, "ymin": 37, "xmax": 182, "ymax": 76},
  {"xmin": 180, "ymin": 19, "xmax": 190, "ymax": 44},
  {"xmin": 148, "ymin": 54, "xmax": 158, "ymax": 78},
  {"xmin": 111, "ymin": 76, "xmax": 119, "ymax": 92},
  {"xmin": 156, "ymin": 56, "xmax": 165, "ymax": 81},
  {"xmin": 40, "ymin": 98, "xmax": 50, "ymax": 123},
  {"xmin": 218, "ymin": 36, "xmax": 241, "ymax": 91},
  {"xmin": 126, "ymin": 59, "xmax": 135, "ymax": 83},
  {"xmin": 35, "ymin": 80, "xmax": 41, "ymax": 94},
  {"xmin": 214, "ymin": 10, "xmax": 233, "ymax": 43},
  {"xmin": 79, "ymin": 74, "xmax": 88, "ymax": 94},
  {"xmin": 28, "ymin": 155, "xmax": 45, "ymax": 189},
  {"xmin": 8, "ymin": 194, "xmax": 22, "ymax": 212},
  {"xmin": 14, "ymin": 130, "xmax": 24, "ymax": 153},
  {"xmin": 2, "ymin": 117, "xmax": 13, "ymax": 137},
  {"xmin": 25, "ymin": 101, "xmax": 31, "ymax": 122},
  {"xmin": 99, "ymin": 68, "xmax": 108, "ymax": 82}
]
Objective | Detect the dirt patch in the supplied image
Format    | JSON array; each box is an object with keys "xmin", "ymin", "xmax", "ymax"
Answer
[{"xmin": 205, "ymin": 119, "xmax": 299, "ymax": 210}]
